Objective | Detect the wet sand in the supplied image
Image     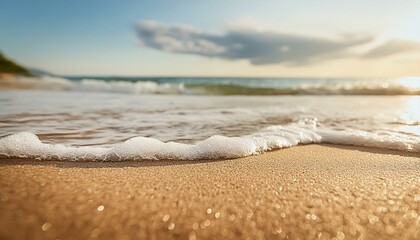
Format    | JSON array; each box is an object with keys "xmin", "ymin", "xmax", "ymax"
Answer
[{"xmin": 0, "ymin": 144, "xmax": 419, "ymax": 240}]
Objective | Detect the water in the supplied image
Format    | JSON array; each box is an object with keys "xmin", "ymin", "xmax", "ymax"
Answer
[
  {"xmin": 1, "ymin": 76, "xmax": 420, "ymax": 95},
  {"xmin": 0, "ymin": 76, "xmax": 419, "ymax": 160}
]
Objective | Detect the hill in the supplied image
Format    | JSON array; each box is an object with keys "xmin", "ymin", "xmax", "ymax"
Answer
[{"xmin": 0, "ymin": 51, "xmax": 30, "ymax": 76}]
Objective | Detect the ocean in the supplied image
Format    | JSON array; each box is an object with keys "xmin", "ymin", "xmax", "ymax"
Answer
[{"xmin": 0, "ymin": 76, "xmax": 419, "ymax": 160}]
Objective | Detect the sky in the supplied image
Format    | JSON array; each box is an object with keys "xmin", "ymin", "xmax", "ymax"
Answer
[{"xmin": 1, "ymin": 0, "xmax": 420, "ymax": 78}]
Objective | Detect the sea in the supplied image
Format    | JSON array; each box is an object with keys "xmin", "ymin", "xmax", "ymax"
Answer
[{"xmin": 0, "ymin": 76, "xmax": 419, "ymax": 160}]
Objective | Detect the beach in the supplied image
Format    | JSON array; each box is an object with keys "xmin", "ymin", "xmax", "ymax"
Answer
[
  {"xmin": 2, "ymin": 1, "xmax": 420, "ymax": 239},
  {"xmin": 1, "ymin": 144, "xmax": 419, "ymax": 240}
]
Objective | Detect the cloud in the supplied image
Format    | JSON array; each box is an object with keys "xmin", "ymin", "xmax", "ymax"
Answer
[
  {"xmin": 135, "ymin": 21, "xmax": 418, "ymax": 65},
  {"xmin": 363, "ymin": 40, "xmax": 420, "ymax": 58},
  {"xmin": 137, "ymin": 21, "xmax": 226, "ymax": 56}
]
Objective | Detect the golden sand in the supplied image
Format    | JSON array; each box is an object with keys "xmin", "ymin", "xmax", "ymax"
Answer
[{"xmin": 0, "ymin": 144, "xmax": 419, "ymax": 240}]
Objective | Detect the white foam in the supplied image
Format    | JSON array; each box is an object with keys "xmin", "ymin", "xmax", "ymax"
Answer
[
  {"xmin": 0, "ymin": 126, "xmax": 418, "ymax": 161},
  {"xmin": 75, "ymin": 79, "xmax": 185, "ymax": 94},
  {"xmin": 322, "ymin": 130, "xmax": 419, "ymax": 151},
  {"xmin": 0, "ymin": 76, "xmax": 186, "ymax": 95}
]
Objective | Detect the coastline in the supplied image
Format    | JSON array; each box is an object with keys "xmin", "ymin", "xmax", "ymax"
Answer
[{"xmin": 0, "ymin": 144, "xmax": 419, "ymax": 239}]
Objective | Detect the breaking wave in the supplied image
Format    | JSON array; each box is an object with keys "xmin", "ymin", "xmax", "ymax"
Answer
[
  {"xmin": 1, "ymin": 76, "xmax": 419, "ymax": 95},
  {"xmin": 0, "ymin": 126, "xmax": 418, "ymax": 161}
]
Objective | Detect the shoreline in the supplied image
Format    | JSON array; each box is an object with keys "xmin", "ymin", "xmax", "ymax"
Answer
[{"xmin": 0, "ymin": 144, "xmax": 419, "ymax": 239}]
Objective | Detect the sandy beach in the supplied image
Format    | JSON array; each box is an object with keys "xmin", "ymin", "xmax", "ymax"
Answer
[{"xmin": 0, "ymin": 144, "xmax": 419, "ymax": 240}]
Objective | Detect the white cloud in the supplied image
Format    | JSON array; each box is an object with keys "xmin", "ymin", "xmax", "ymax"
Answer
[
  {"xmin": 363, "ymin": 40, "xmax": 420, "ymax": 58},
  {"xmin": 135, "ymin": 21, "xmax": 419, "ymax": 66}
]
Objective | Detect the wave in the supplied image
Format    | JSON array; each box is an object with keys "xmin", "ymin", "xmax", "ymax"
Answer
[
  {"xmin": 1, "ymin": 76, "xmax": 419, "ymax": 95},
  {"xmin": 186, "ymin": 83, "xmax": 420, "ymax": 95},
  {"xmin": 0, "ymin": 76, "xmax": 186, "ymax": 94},
  {"xmin": 0, "ymin": 126, "xmax": 418, "ymax": 161}
]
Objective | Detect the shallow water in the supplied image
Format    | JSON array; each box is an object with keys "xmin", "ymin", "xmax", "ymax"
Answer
[
  {"xmin": 1, "ymin": 76, "xmax": 420, "ymax": 160},
  {"xmin": 0, "ymin": 88, "xmax": 419, "ymax": 160}
]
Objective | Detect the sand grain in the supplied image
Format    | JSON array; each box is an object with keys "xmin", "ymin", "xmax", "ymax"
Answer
[{"xmin": 0, "ymin": 144, "xmax": 419, "ymax": 239}]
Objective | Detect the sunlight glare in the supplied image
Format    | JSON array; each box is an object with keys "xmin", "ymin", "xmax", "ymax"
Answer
[
  {"xmin": 395, "ymin": 96, "xmax": 420, "ymax": 136},
  {"xmin": 397, "ymin": 77, "xmax": 420, "ymax": 89}
]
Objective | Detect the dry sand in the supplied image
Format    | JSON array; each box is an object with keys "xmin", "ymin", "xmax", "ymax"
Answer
[{"xmin": 0, "ymin": 144, "xmax": 419, "ymax": 240}]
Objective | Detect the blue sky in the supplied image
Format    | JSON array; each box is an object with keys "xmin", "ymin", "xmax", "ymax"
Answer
[{"xmin": 1, "ymin": 0, "xmax": 420, "ymax": 77}]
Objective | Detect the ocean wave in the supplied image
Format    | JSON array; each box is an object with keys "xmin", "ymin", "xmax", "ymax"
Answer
[
  {"xmin": 186, "ymin": 83, "xmax": 420, "ymax": 95},
  {"xmin": 1, "ymin": 76, "xmax": 419, "ymax": 95},
  {"xmin": 0, "ymin": 126, "xmax": 418, "ymax": 161},
  {"xmin": 0, "ymin": 76, "xmax": 187, "ymax": 94}
]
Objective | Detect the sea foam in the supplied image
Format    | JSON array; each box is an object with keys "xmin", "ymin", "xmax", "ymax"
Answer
[{"xmin": 0, "ymin": 126, "xmax": 418, "ymax": 161}]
